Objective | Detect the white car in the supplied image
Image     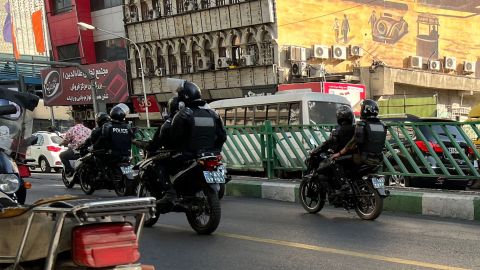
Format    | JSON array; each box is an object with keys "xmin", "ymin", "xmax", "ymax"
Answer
[{"xmin": 26, "ymin": 131, "xmax": 67, "ymax": 173}]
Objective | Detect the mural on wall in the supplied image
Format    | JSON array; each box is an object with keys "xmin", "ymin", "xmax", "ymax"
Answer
[{"xmin": 277, "ymin": 0, "xmax": 480, "ymax": 70}]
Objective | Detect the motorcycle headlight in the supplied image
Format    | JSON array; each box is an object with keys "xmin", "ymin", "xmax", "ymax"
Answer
[{"xmin": 0, "ymin": 174, "xmax": 20, "ymax": 194}]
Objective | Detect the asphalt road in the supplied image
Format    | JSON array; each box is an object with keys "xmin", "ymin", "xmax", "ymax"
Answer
[{"xmin": 26, "ymin": 173, "xmax": 480, "ymax": 270}]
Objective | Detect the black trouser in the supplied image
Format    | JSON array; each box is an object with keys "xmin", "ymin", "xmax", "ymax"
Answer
[{"xmin": 59, "ymin": 148, "xmax": 76, "ymax": 173}]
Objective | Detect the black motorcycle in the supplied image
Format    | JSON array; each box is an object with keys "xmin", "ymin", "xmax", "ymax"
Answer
[
  {"xmin": 135, "ymin": 151, "xmax": 224, "ymax": 235},
  {"xmin": 76, "ymin": 150, "xmax": 136, "ymax": 196},
  {"xmin": 300, "ymin": 151, "xmax": 389, "ymax": 220},
  {"xmin": 0, "ymin": 89, "xmax": 39, "ymax": 204}
]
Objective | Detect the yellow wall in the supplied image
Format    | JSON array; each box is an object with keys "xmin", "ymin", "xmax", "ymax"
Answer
[{"xmin": 277, "ymin": 0, "xmax": 480, "ymax": 71}]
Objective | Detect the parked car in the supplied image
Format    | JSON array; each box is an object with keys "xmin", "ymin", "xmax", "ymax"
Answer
[
  {"xmin": 26, "ymin": 131, "xmax": 66, "ymax": 173},
  {"xmin": 381, "ymin": 115, "xmax": 476, "ymax": 189}
]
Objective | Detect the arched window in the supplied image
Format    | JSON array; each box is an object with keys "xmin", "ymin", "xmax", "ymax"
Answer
[
  {"xmin": 260, "ymin": 31, "xmax": 274, "ymax": 65},
  {"xmin": 152, "ymin": 0, "xmax": 160, "ymax": 18},
  {"xmin": 176, "ymin": 0, "xmax": 184, "ymax": 13},
  {"xmin": 140, "ymin": 1, "xmax": 149, "ymax": 20},
  {"xmin": 129, "ymin": 5, "xmax": 138, "ymax": 22},
  {"xmin": 231, "ymin": 35, "xmax": 241, "ymax": 66},
  {"xmin": 246, "ymin": 33, "xmax": 259, "ymax": 65},
  {"xmin": 167, "ymin": 45, "xmax": 177, "ymax": 75},
  {"xmin": 134, "ymin": 50, "xmax": 142, "ymax": 77},
  {"xmin": 218, "ymin": 38, "xmax": 226, "ymax": 57},
  {"xmin": 192, "ymin": 42, "xmax": 201, "ymax": 72},
  {"xmin": 145, "ymin": 49, "xmax": 154, "ymax": 75},
  {"xmin": 204, "ymin": 40, "xmax": 214, "ymax": 70},
  {"xmin": 164, "ymin": 0, "xmax": 172, "ymax": 15},
  {"xmin": 180, "ymin": 44, "xmax": 190, "ymax": 73}
]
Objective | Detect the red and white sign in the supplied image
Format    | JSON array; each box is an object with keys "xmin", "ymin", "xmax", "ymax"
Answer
[
  {"xmin": 131, "ymin": 95, "xmax": 163, "ymax": 120},
  {"xmin": 278, "ymin": 82, "xmax": 366, "ymax": 113},
  {"xmin": 322, "ymin": 82, "xmax": 366, "ymax": 110}
]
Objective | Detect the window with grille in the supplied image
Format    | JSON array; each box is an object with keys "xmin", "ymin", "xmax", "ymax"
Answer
[{"xmin": 54, "ymin": 0, "xmax": 72, "ymax": 14}]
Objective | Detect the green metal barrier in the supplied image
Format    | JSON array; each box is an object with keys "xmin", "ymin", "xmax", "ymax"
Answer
[{"xmin": 132, "ymin": 121, "xmax": 480, "ymax": 180}]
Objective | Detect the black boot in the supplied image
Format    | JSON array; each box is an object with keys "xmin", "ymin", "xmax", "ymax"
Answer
[{"xmin": 157, "ymin": 188, "xmax": 177, "ymax": 213}]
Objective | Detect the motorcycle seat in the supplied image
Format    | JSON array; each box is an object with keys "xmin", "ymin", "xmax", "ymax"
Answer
[{"xmin": 358, "ymin": 165, "xmax": 381, "ymax": 175}]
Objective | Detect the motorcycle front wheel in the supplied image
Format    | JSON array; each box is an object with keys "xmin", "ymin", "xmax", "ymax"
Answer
[
  {"xmin": 137, "ymin": 183, "xmax": 160, "ymax": 227},
  {"xmin": 186, "ymin": 188, "xmax": 221, "ymax": 235},
  {"xmin": 299, "ymin": 179, "xmax": 326, "ymax": 214},
  {"xmin": 354, "ymin": 180, "xmax": 384, "ymax": 220},
  {"xmin": 79, "ymin": 168, "xmax": 95, "ymax": 195},
  {"xmin": 61, "ymin": 169, "xmax": 75, "ymax": 188}
]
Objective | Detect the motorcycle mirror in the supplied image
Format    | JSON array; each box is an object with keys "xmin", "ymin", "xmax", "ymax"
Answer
[{"xmin": 0, "ymin": 105, "xmax": 17, "ymax": 116}]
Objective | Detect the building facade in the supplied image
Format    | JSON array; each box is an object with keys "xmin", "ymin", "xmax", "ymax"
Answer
[
  {"xmin": 275, "ymin": 0, "xmax": 480, "ymax": 118},
  {"xmin": 124, "ymin": 0, "xmax": 278, "ymax": 102}
]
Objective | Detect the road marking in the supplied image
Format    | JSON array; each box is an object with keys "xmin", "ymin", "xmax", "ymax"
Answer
[{"xmin": 159, "ymin": 224, "xmax": 470, "ymax": 270}]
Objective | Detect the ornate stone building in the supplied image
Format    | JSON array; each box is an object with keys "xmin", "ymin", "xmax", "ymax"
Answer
[{"xmin": 124, "ymin": 0, "xmax": 278, "ymax": 102}]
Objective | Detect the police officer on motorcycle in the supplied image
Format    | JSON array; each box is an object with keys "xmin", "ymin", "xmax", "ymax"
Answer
[
  {"xmin": 307, "ymin": 105, "xmax": 355, "ymax": 190},
  {"xmin": 332, "ymin": 99, "xmax": 387, "ymax": 167},
  {"xmin": 79, "ymin": 112, "xmax": 111, "ymax": 155},
  {"xmin": 170, "ymin": 81, "xmax": 227, "ymax": 156},
  {"xmin": 94, "ymin": 103, "xmax": 134, "ymax": 163},
  {"xmin": 156, "ymin": 81, "xmax": 226, "ymax": 206},
  {"xmin": 310, "ymin": 105, "xmax": 355, "ymax": 158},
  {"xmin": 135, "ymin": 96, "xmax": 179, "ymax": 156}
]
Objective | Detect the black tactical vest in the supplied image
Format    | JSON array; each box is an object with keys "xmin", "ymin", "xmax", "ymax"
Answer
[
  {"xmin": 187, "ymin": 108, "xmax": 217, "ymax": 154},
  {"xmin": 109, "ymin": 122, "xmax": 132, "ymax": 157},
  {"xmin": 359, "ymin": 121, "xmax": 386, "ymax": 154}
]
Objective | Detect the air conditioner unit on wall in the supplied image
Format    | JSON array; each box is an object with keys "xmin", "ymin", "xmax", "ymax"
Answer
[
  {"xmin": 217, "ymin": 57, "xmax": 229, "ymax": 69},
  {"xmin": 410, "ymin": 56, "xmax": 423, "ymax": 69},
  {"xmin": 289, "ymin": 46, "xmax": 307, "ymax": 61},
  {"xmin": 197, "ymin": 57, "xmax": 211, "ymax": 71},
  {"xmin": 444, "ymin": 56, "xmax": 456, "ymax": 70},
  {"xmin": 155, "ymin": 67, "xmax": 165, "ymax": 76},
  {"xmin": 464, "ymin": 61, "xmax": 476, "ymax": 74},
  {"xmin": 244, "ymin": 55, "xmax": 256, "ymax": 66},
  {"xmin": 332, "ymin": 45, "xmax": 347, "ymax": 60},
  {"xmin": 312, "ymin": 45, "xmax": 329, "ymax": 59},
  {"xmin": 349, "ymin": 45, "xmax": 363, "ymax": 57},
  {"xmin": 429, "ymin": 60, "xmax": 441, "ymax": 71},
  {"xmin": 291, "ymin": 61, "xmax": 307, "ymax": 77}
]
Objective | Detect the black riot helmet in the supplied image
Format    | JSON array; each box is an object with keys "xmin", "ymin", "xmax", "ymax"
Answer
[
  {"xmin": 110, "ymin": 103, "xmax": 130, "ymax": 122},
  {"xmin": 167, "ymin": 96, "xmax": 179, "ymax": 116},
  {"xmin": 360, "ymin": 99, "xmax": 379, "ymax": 119},
  {"xmin": 177, "ymin": 81, "xmax": 201, "ymax": 104},
  {"xmin": 336, "ymin": 105, "xmax": 354, "ymax": 125},
  {"xmin": 95, "ymin": 112, "xmax": 110, "ymax": 127}
]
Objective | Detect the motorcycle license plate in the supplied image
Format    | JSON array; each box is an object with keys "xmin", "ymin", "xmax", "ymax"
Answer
[
  {"xmin": 371, "ymin": 177, "xmax": 385, "ymax": 189},
  {"xmin": 203, "ymin": 171, "xmax": 225, "ymax": 184},
  {"xmin": 121, "ymin": 165, "xmax": 134, "ymax": 175}
]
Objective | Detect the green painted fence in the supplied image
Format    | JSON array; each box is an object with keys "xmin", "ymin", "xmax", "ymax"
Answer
[{"xmin": 132, "ymin": 121, "xmax": 480, "ymax": 180}]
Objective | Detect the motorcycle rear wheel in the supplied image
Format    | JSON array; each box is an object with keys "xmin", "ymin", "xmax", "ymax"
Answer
[
  {"xmin": 137, "ymin": 183, "xmax": 160, "ymax": 227},
  {"xmin": 299, "ymin": 179, "xmax": 326, "ymax": 214},
  {"xmin": 354, "ymin": 180, "xmax": 384, "ymax": 220},
  {"xmin": 114, "ymin": 175, "xmax": 135, "ymax": 196},
  {"xmin": 186, "ymin": 188, "xmax": 221, "ymax": 235},
  {"xmin": 79, "ymin": 169, "xmax": 95, "ymax": 195},
  {"xmin": 61, "ymin": 170, "xmax": 75, "ymax": 188}
]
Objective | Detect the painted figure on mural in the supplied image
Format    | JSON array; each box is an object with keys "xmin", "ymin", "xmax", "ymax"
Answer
[
  {"xmin": 368, "ymin": 10, "xmax": 377, "ymax": 34},
  {"xmin": 333, "ymin": 17, "xmax": 340, "ymax": 43},
  {"xmin": 341, "ymin": 14, "xmax": 350, "ymax": 44}
]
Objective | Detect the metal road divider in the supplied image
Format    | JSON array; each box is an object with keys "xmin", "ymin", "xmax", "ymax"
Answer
[{"xmin": 132, "ymin": 121, "xmax": 480, "ymax": 180}]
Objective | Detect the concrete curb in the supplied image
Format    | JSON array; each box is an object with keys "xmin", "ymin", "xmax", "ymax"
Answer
[{"xmin": 225, "ymin": 180, "xmax": 480, "ymax": 221}]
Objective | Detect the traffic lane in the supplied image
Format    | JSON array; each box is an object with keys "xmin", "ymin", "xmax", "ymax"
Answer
[
  {"xmin": 149, "ymin": 197, "xmax": 479, "ymax": 270},
  {"xmin": 25, "ymin": 173, "xmax": 480, "ymax": 269},
  {"xmin": 25, "ymin": 172, "xmax": 116, "ymax": 203},
  {"xmin": 141, "ymin": 226, "xmax": 428, "ymax": 270}
]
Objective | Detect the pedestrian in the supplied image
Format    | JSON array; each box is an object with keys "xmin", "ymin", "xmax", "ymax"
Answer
[
  {"xmin": 333, "ymin": 18, "xmax": 340, "ymax": 43},
  {"xmin": 342, "ymin": 14, "xmax": 350, "ymax": 44}
]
